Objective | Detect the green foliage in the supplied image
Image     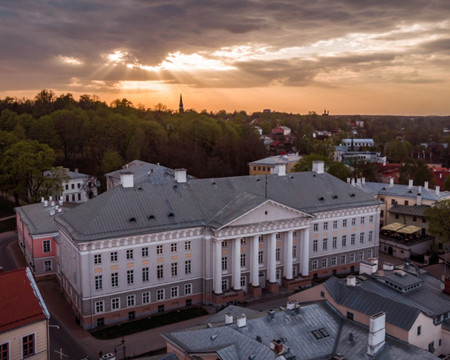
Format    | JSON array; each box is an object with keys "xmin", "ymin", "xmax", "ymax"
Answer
[
  {"xmin": 444, "ymin": 176, "xmax": 450, "ymax": 191},
  {"xmin": 291, "ymin": 154, "xmax": 351, "ymax": 181},
  {"xmin": 102, "ymin": 151, "xmax": 124, "ymax": 174},
  {"xmin": 425, "ymin": 200, "xmax": 450, "ymax": 250},
  {"xmin": 398, "ymin": 159, "xmax": 434, "ymax": 186},
  {"xmin": 384, "ymin": 139, "xmax": 412, "ymax": 163}
]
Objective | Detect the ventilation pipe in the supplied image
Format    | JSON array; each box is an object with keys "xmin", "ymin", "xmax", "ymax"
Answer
[
  {"xmin": 271, "ymin": 164, "xmax": 286, "ymax": 176},
  {"xmin": 408, "ymin": 179, "xmax": 413, "ymax": 189},
  {"xmin": 120, "ymin": 172, "xmax": 134, "ymax": 188},
  {"xmin": 225, "ymin": 312, "xmax": 233, "ymax": 324},
  {"xmin": 436, "ymin": 186, "xmax": 440, "ymax": 196},
  {"xmin": 312, "ymin": 161, "xmax": 325, "ymax": 174},
  {"xmin": 424, "ymin": 181, "xmax": 429, "ymax": 190},
  {"xmin": 389, "ymin": 178, "xmax": 394, "ymax": 187},
  {"xmin": 346, "ymin": 275, "xmax": 356, "ymax": 287},
  {"xmin": 237, "ymin": 314, "xmax": 247, "ymax": 328},
  {"xmin": 417, "ymin": 193, "xmax": 422, "ymax": 206},
  {"xmin": 367, "ymin": 312, "xmax": 386, "ymax": 356},
  {"xmin": 174, "ymin": 168, "xmax": 187, "ymax": 183}
]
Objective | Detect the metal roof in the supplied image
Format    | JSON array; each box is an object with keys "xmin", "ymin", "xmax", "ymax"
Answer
[
  {"xmin": 248, "ymin": 154, "xmax": 301, "ymax": 166},
  {"xmin": 388, "ymin": 204, "xmax": 429, "ymax": 217},
  {"xmin": 163, "ymin": 302, "xmax": 437, "ymax": 360},
  {"xmin": 56, "ymin": 171, "xmax": 381, "ymax": 242},
  {"xmin": 360, "ymin": 182, "xmax": 450, "ymax": 201}
]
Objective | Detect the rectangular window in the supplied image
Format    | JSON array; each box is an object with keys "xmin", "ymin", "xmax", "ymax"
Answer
[
  {"xmin": 110, "ymin": 252, "xmax": 118, "ymax": 262},
  {"xmin": 340, "ymin": 254, "xmax": 346, "ymax": 264},
  {"xmin": 156, "ymin": 245, "xmax": 163, "ymax": 255},
  {"xmin": 347, "ymin": 312, "xmax": 354, "ymax": 320},
  {"xmin": 323, "ymin": 238, "xmax": 328, "ymax": 251},
  {"xmin": 185, "ymin": 241, "xmax": 191, "ymax": 250},
  {"xmin": 95, "ymin": 301, "xmax": 104, "ymax": 314},
  {"xmin": 331, "ymin": 257, "xmax": 337, "ymax": 266},
  {"xmin": 185, "ymin": 283, "xmax": 192, "ymax": 295},
  {"xmin": 258, "ymin": 251, "xmax": 264, "ymax": 264},
  {"xmin": 351, "ymin": 234, "xmax": 355, "ymax": 245},
  {"xmin": 43, "ymin": 240, "xmax": 51, "ymax": 253},
  {"xmin": 71, "ymin": 183, "xmax": 74, "ymax": 189},
  {"xmin": 343, "ymin": 219, "xmax": 347, "ymax": 227},
  {"xmin": 360, "ymin": 216, "xmax": 365, "ymax": 224},
  {"xmin": 368, "ymin": 249, "xmax": 373, "ymax": 259},
  {"xmin": 369, "ymin": 215, "xmax": 374, "ymax": 223},
  {"xmin": 44, "ymin": 260, "xmax": 52, "ymax": 272},
  {"xmin": 369, "ymin": 231, "xmax": 373, "ymax": 242},
  {"xmin": 222, "ymin": 257, "xmax": 228, "ymax": 270},
  {"xmin": 111, "ymin": 298, "xmax": 120, "ymax": 310},
  {"xmin": 351, "ymin": 218, "xmax": 356, "ymax": 226},
  {"xmin": 126, "ymin": 249, "xmax": 133, "ymax": 260},
  {"xmin": 258, "ymin": 235, "xmax": 264, "ymax": 243},
  {"xmin": 292, "ymin": 245, "xmax": 297, "ymax": 258},
  {"xmin": 78, "ymin": 193, "xmax": 81, "ymax": 201},
  {"xmin": 77, "ymin": 183, "xmax": 81, "ymax": 189},
  {"xmin": 157, "ymin": 265, "xmax": 163, "ymax": 279},
  {"xmin": 0, "ymin": 343, "xmax": 8, "ymax": 360},
  {"xmin": 241, "ymin": 238, "xmax": 246, "ymax": 245},
  {"xmin": 313, "ymin": 240, "xmax": 318, "ymax": 252},
  {"xmin": 332, "ymin": 237, "xmax": 337, "ymax": 249},
  {"xmin": 323, "ymin": 222, "xmax": 328, "ymax": 230},
  {"xmin": 312, "ymin": 260, "xmax": 318, "ymax": 270},
  {"xmin": 276, "ymin": 233, "xmax": 281, "ymax": 239},
  {"xmin": 22, "ymin": 334, "xmax": 35, "ymax": 358},
  {"xmin": 342, "ymin": 235, "xmax": 347, "ymax": 247},
  {"xmin": 185, "ymin": 260, "xmax": 191, "ymax": 274},
  {"xmin": 405, "ymin": 200, "xmax": 409, "ymax": 205},
  {"xmin": 157, "ymin": 289, "xmax": 165, "ymax": 301},
  {"xmin": 111, "ymin": 272, "xmax": 118, "ymax": 287},
  {"xmin": 240, "ymin": 254, "xmax": 246, "ymax": 267},
  {"xmin": 94, "ymin": 254, "xmax": 101, "ymax": 264},
  {"xmin": 65, "ymin": 184, "xmax": 68, "ymax": 190},
  {"xmin": 222, "ymin": 240, "xmax": 228, "ymax": 247},
  {"xmin": 142, "ymin": 267, "xmax": 149, "ymax": 282},
  {"xmin": 171, "ymin": 243, "xmax": 177, "ymax": 252},
  {"xmin": 142, "ymin": 247, "xmax": 149, "ymax": 257},
  {"xmin": 158, "ymin": 305, "xmax": 165, "ymax": 312},
  {"xmin": 142, "ymin": 292, "xmax": 150, "ymax": 304},
  {"xmin": 359, "ymin": 251, "xmax": 364, "ymax": 260},
  {"xmin": 95, "ymin": 275, "xmax": 103, "ymax": 290},
  {"xmin": 322, "ymin": 258, "xmax": 328, "ymax": 268},
  {"xmin": 360, "ymin": 233, "xmax": 364, "ymax": 244},
  {"xmin": 333, "ymin": 220, "xmax": 338, "ymax": 229},
  {"xmin": 275, "ymin": 248, "xmax": 281, "ymax": 261},
  {"xmin": 127, "ymin": 294, "xmax": 135, "ymax": 307},
  {"xmin": 127, "ymin": 270, "xmax": 134, "ymax": 284},
  {"xmin": 391, "ymin": 199, "xmax": 396, "ymax": 205},
  {"xmin": 221, "ymin": 279, "xmax": 228, "ymax": 291},
  {"xmin": 171, "ymin": 286, "xmax": 179, "ymax": 298},
  {"xmin": 350, "ymin": 253, "xmax": 355, "ymax": 262},
  {"xmin": 171, "ymin": 262, "xmax": 178, "ymax": 277},
  {"xmin": 240, "ymin": 276, "xmax": 246, "ymax": 287},
  {"xmin": 313, "ymin": 223, "xmax": 318, "ymax": 231}
]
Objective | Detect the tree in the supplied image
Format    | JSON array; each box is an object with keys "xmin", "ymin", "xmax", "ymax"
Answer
[
  {"xmin": 444, "ymin": 176, "xmax": 450, "ymax": 191},
  {"xmin": 291, "ymin": 154, "xmax": 351, "ymax": 181},
  {"xmin": 0, "ymin": 140, "xmax": 56, "ymax": 204},
  {"xmin": 398, "ymin": 159, "xmax": 434, "ymax": 186},
  {"xmin": 425, "ymin": 200, "xmax": 450, "ymax": 251},
  {"xmin": 384, "ymin": 139, "xmax": 412, "ymax": 163},
  {"xmin": 102, "ymin": 150, "xmax": 124, "ymax": 174}
]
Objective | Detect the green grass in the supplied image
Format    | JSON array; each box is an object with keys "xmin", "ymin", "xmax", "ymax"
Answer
[{"xmin": 91, "ymin": 306, "xmax": 208, "ymax": 340}]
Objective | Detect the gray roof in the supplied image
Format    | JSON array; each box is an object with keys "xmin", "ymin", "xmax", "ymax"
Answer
[
  {"xmin": 248, "ymin": 154, "xmax": 301, "ymax": 166},
  {"xmin": 205, "ymin": 305, "xmax": 259, "ymax": 324},
  {"xmin": 105, "ymin": 160, "xmax": 195, "ymax": 185},
  {"xmin": 324, "ymin": 271, "xmax": 450, "ymax": 328},
  {"xmin": 56, "ymin": 171, "xmax": 380, "ymax": 242},
  {"xmin": 163, "ymin": 302, "xmax": 437, "ymax": 360},
  {"xmin": 15, "ymin": 202, "xmax": 78, "ymax": 236},
  {"xmin": 43, "ymin": 168, "xmax": 92, "ymax": 180},
  {"xmin": 360, "ymin": 181, "xmax": 450, "ymax": 201},
  {"xmin": 388, "ymin": 204, "xmax": 429, "ymax": 217}
]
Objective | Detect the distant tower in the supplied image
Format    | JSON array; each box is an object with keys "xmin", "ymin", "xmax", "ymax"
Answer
[{"xmin": 179, "ymin": 94, "xmax": 184, "ymax": 113}]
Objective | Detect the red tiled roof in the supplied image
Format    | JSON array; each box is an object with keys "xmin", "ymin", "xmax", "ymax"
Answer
[{"xmin": 0, "ymin": 268, "xmax": 47, "ymax": 333}]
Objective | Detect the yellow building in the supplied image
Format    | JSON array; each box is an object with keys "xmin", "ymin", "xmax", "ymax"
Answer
[
  {"xmin": 0, "ymin": 268, "xmax": 50, "ymax": 360},
  {"xmin": 248, "ymin": 154, "xmax": 301, "ymax": 175}
]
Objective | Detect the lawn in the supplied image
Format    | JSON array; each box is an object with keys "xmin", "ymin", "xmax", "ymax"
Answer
[{"xmin": 91, "ymin": 306, "xmax": 208, "ymax": 340}]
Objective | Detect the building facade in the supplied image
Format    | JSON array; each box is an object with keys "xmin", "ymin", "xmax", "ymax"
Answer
[
  {"xmin": 53, "ymin": 162, "xmax": 380, "ymax": 329},
  {"xmin": 248, "ymin": 154, "xmax": 301, "ymax": 175}
]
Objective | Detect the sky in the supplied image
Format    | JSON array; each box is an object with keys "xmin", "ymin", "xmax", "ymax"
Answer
[{"xmin": 1, "ymin": 1, "xmax": 450, "ymax": 115}]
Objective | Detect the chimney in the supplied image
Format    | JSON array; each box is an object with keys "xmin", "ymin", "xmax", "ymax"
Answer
[
  {"xmin": 347, "ymin": 178, "xmax": 351, "ymax": 184},
  {"xmin": 174, "ymin": 168, "xmax": 187, "ymax": 183},
  {"xmin": 417, "ymin": 193, "xmax": 422, "ymax": 206},
  {"xmin": 424, "ymin": 181, "xmax": 429, "ymax": 190},
  {"xmin": 312, "ymin": 161, "xmax": 325, "ymax": 174},
  {"xmin": 50, "ymin": 201, "xmax": 55, "ymax": 207},
  {"xmin": 357, "ymin": 178, "xmax": 362, "ymax": 187},
  {"xmin": 268, "ymin": 309, "xmax": 275, "ymax": 320},
  {"xmin": 41, "ymin": 197, "xmax": 44, "ymax": 203},
  {"xmin": 436, "ymin": 186, "xmax": 440, "ymax": 196},
  {"xmin": 408, "ymin": 179, "xmax": 413, "ymax": 189},
  {"xmin": 225, "ymin": 312, "xmax": 233, "ymax": 324},
  {"xmin": 346, "ymin": 275, "xmax": 356, "ymax": 287},
  {"xmin": 362, "ymin": 177, "xmax": 366, "ymax": 185},
  {"xmin": 75, "ymin": 168, "xmax": 79, "ymax": 173},
  {"xmin": 120, "ymin": 171, "xmax": 134, "ymax": 188},
  {"xmin": 351, "ymin": 178, "xmax": 356, "ymax": 186},
  {"xmin": 359, "ymin": 259, "xmax": 378, "ymax": 275},
  {"xmin": 286, "ymin": 300, "xmax": 296, "ymax": 310},
  {"xmin": 44, "ymin": 200, "xmax": 48, "ymax": 207},
  {"xmin": 271, "ymin": 340, "xmax": 283, "ymax": 355},
  {"xmin": 271, "ymin": 164, "xmax": 286, "ymax": 176},
  {"xmin": 367, "ymin": 311, "xmax": 386, "ymax": 356},
  {"xmin": 389, "ymin": 178, "xmax": 394, "ymax": 187},
  {"xmin": 49, "ymin": 196, "xmax": 53, "ymax": 202},
  {"xmin": 237, "ymin": 314, "xmax": 246, "ymax": 328},
  {"xmin": 418, "ymin": 186, "xmax": 422, "ymax": 194}
]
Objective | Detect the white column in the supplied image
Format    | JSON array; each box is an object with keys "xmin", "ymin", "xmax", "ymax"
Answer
[
  {"xmin": 251, "ymin": 235, "xmax": 259, "ymax": 286},
  {"xmin": 233, "ymin": 238, "xmax": 241, "ymax": 290},
  {"xmin": 214, "ymin": 239, "xmax": 222, "ymax": 294},
  {"xmin": 284, "ymin": 231, "xmax": 293, "ymax": 280},
  {"xmin": 268, "ymin": 233, "xmax": 277, "ymax": 283},
  {"xmin": 301, "ymin": 228, "xmax": 310, "ymax": 276}
]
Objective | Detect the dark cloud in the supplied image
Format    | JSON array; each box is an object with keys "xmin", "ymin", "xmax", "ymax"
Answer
[{"xmin": 1, "ymin": 0, "xmax": 450, "ymax": 95}]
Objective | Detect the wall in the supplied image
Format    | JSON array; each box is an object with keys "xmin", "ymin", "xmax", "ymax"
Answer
[{"xmin": 408, "ymin": 312, "xmax": 444, "ymax": 355}]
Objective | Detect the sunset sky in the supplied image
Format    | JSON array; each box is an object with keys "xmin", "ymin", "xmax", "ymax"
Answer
[{"xmin": 1, "ymin": 1, "xmax": 450, "ymax": 115}]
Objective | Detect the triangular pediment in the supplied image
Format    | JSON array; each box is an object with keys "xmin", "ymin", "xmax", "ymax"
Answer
[{"xmin": 218, "ymin": 199, "xmax": 311, "ymax": 229}]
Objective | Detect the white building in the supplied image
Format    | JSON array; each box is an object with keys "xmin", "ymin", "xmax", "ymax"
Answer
[
  {"xmin": 54, "ymin": 162, "xmax": 381, "ymax": 329},
  {"xmin": 341, "ymin": 138, "xmax": 375, "ymax": 151}
]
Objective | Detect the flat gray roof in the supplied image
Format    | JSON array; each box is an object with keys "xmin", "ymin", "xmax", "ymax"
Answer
[{"xmin": 360, "ymin": 182, "xmax": 450, "ymax": 201}]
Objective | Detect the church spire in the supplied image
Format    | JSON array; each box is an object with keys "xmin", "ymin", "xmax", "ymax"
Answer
[{"xmin": 179, "ymin": 93, "xmax": 184, "ymax": 113}]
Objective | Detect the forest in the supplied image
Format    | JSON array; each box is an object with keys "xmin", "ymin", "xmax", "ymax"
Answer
[{"xmin": 1, "ymin": 90, "xmax": 450, "ymax": 204}]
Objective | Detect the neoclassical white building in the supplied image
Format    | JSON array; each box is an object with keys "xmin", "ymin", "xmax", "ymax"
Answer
[{"xmin": 55, "ymin": 162, "xmax": 381, "ymax": 329}]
